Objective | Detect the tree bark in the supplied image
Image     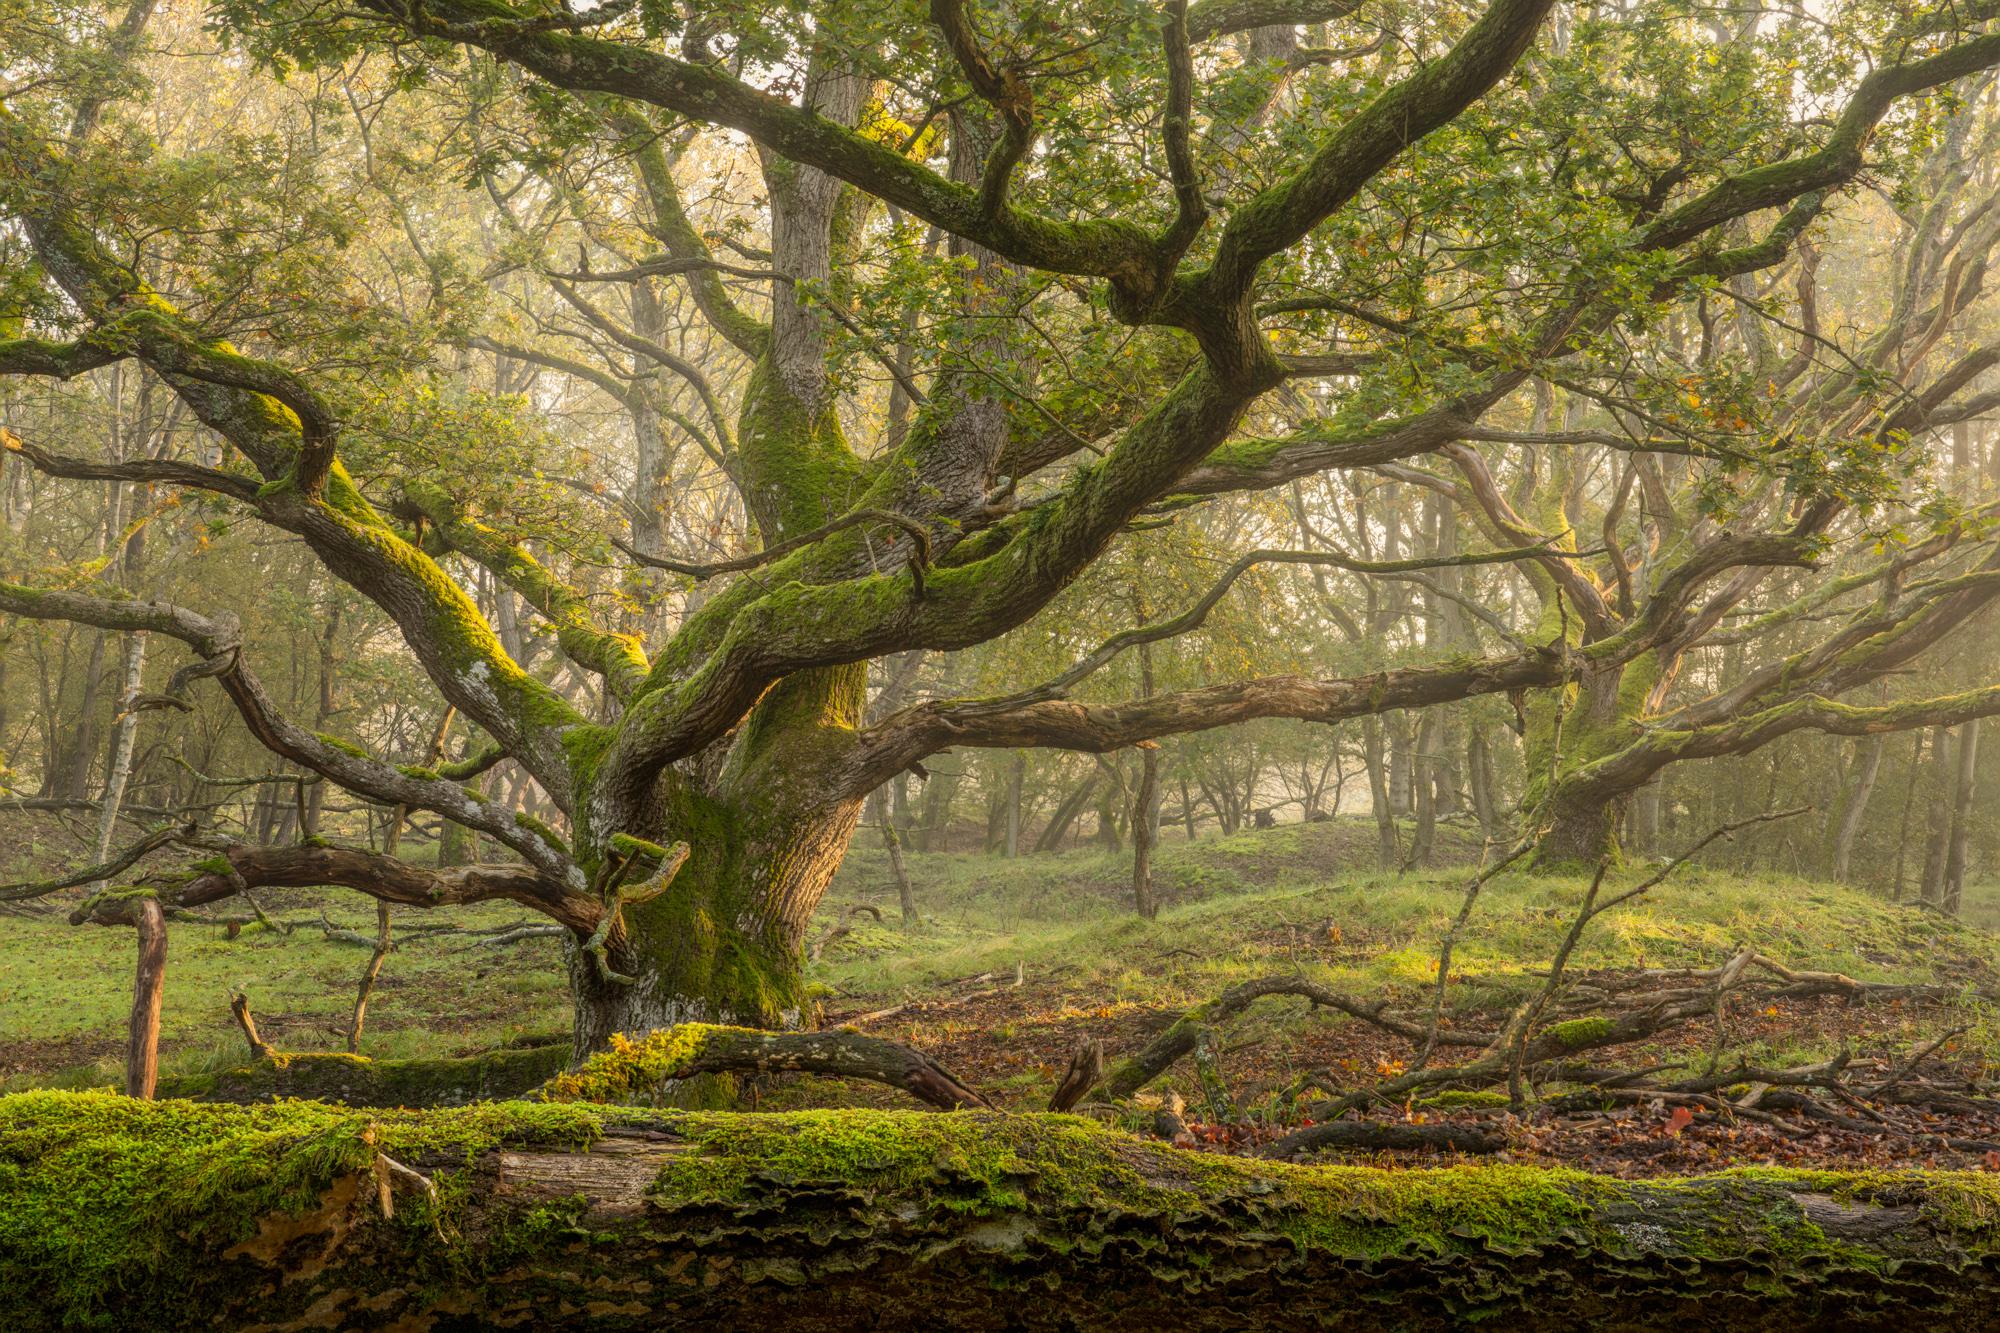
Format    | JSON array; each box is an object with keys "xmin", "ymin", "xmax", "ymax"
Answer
[
  {"xmin": 1538, "ymin": 799, "xmax": 1621, "ymax": 867},
  {"xmin": 1131, "ymin": 639, "xmax": 1162, "ymax": 918},
  {"xmin": 1921, "ymin": 725, "xmax": 1953, "ymax": 904},
  {"xmin": 124, "ymin": 897, "xmax": 166, "ymax": 1099},
  {"xmin": 867, "ymin": 785, "xmax": 918, "ymax": 928},
  {"xmin": 1467, "ymin": 728, "xmax": 1502, "ymax": 841},
  {"xmin": 45, "ymin": 627, "xmax": 108, "ymax": 800},
  {"xmin": 1406, "ymin": 710, "xmax": 1438, "ymax": 869},
  {"xmin": 90, "ymin": 629, "xmax": 147, "ymax": 884},
  {"xmin": 1526, "ymin": 659, "xmax": 1659, "ymax": 868},
  {"xmin": 1033, "ymin": 774, "xmax": 1098, "ymax": 852},
  {"xmin": 13, "ymin": 1096, "xmax": 2000, "ymax": 1331},
  {"xmin": 564, "ymin": 769, "xmax": 865, "ymax": 1059},
  {"xmin": 1004, "ymin": 751, "xmax": 1025, "ymax": 858},
  {"xmin": 1387, "ymin": 712, "xmax": 1414, "ymax": 815}
]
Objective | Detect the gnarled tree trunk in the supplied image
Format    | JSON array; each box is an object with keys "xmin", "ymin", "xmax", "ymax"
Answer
[
  {"xmin": 1525, "ymin": 654, "xmax": 1661, "ymax": 868},
  {"xmin": 567, "ymin": 669, "xmax": 868, "ymax": 1057}
]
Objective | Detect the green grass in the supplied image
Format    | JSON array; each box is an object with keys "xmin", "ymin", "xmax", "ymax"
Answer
[
  {"xmin": 0, "ymin": 897, "xmax": 569, "ymax": 1091},
  {"xmin": 818, "ymin": 819, "xmax": 1998, "ymax": 1014},
  {"xmin": 1959, "ymin": 880, "xmax": 2000, "ymax": 933}
]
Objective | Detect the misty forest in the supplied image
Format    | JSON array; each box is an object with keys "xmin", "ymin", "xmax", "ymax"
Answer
[{"xmin": 15, "ymin": 0, "xmax": 2000, "ymax": 1326}]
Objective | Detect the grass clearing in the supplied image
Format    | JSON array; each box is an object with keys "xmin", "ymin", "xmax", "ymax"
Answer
[
  {"xmin": 0, "ymin": 895, "xmax": 570, "ymax": 1091},
  {"xmin": 818, "ymin": 820, "xmax": 1997, "ymax": 1013},
  {"xmin": 3, "ymin": 818, "xmax": 1992, "ymax": 1102}
]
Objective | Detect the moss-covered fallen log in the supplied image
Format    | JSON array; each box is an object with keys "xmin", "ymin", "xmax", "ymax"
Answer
[
  {"xmin": 7, "ymin": 1091, "xmax": 2000, "ymax": 1331},
  {"xmin": 153, "ymin": 1042, "xmax": 568, "ymax": 1106},
  {"xmin": 539, "ymin": 1024, "xmax": 992, "ymax": 1108}
]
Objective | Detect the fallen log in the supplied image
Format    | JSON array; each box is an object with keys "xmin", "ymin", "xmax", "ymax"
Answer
[
  {"xmin": 539, "ymin": 1025, "xmax": 992, "ymax": 1110},
  {"xmin": 8, "ymin": 1092, "xmax": 2000, "ymax": 1330},
  {"xmin": 155, "ymin": 1042, "xmax": 569, "ymax": 1106},
  {"xmin": 1263, "ymin": 1118, "xmax": 1504, "ymax": 1157}
]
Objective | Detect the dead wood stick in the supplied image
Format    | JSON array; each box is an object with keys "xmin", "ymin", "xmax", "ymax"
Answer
[
  {"xmin": 1868, "ymin": 1028, "xmax": 1967, "ymax": 1095},
  {"xmin": 126, "ymin": 898, "xmax": 167, "ymax": 1099},
  {"xmin": 229, "ymin": 989, "xmax": 277, "ymax": 1062},
  {"xmin": 348, "ymin": 902, "xmax": 393, "ymax": 1053},
  {"xmin": 1499, "ymin": 807, "xmax": 1810, "ymax": 1108},
  {"xmin": 1095, "ymin": 975, "xmax": 1486, "ymax": 1105},
  {"xmin": 1047, "ymin": 1038, "xmax": 1106, "ymax": 1113},
  {"xmin": 1190, "ymin": 1027, "xmax": 1239, "ymax": 1122},
  {"xmin": 1418, "ymin": 837, "xmax": 1536, "ymax": 1067}
]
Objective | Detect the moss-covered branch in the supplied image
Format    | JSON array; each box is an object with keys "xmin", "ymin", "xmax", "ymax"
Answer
[
  {"xmin": 847, "ymin": 648, "xmax": 1570, "ymax": 797},
  {"xmin": 538, "ymin": 1024, "xmax": 991, "ymax": 1109},
  {"xmin": 401, "ymin": 480, "xmax": 652, "ymax": 702},
  {"xmin": 0, "ymin": 101, "xmax": 588, "ymax": 799},
  {"xmin": 357, "ymin": 0, "xmax": 1160, "ymax": 294},
  {"xmin": 73, "ymin": 840, "xmax": 597, "ymax": 934},
  {"xmin": 1555, "ymin": 681, "xmax": 2000, "ymax": 813},
  {"xmin": 10, "ymin": 1093, "xmax": 2000, "ymax": 1330}
]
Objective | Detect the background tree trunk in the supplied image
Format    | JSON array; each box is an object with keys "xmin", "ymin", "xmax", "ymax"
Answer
[
  {"xmin": 867, "ymin": 785, "xmax": 918, "ymax": 928},
  {"xmin": 1132, "ymin": 748, "xmax": 1161, "ymax": 919},
  {"xmin": 1405, "ymin": 710, "xmax": 1438, "ymax": 869},
  {"xmin": 1921, "ymin": 724, "xmax": 1954, "ymax": 904},
  {"xmin": 1942, "ymin": 718, "xmax": 1980, "ymax": 914},
  {"xmin": 90, "ymin": 629, "xmax": 146, "ymax": 882},
  {"xmin": 1831, "ymin": 735, "xmax": 1886, "ymax": 882},
  {"xmin": 1363, "ymin": 717, "xmax": 1399, "ymax": 868}
]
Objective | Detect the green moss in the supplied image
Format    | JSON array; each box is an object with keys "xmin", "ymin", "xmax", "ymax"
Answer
[
  {"xmin": 155, "ymin": 1045, "xmax": 569, "ymax": 1108},
  {"xmin": 648, "ymin": 1109, "xmax": 1136, "ymax": 1217},
  {"xmin": 1544, "ymin": 1016, "xmax": 1617, "ymax": 1049},
  {"xmin": 538, "ymin": 1027, "xmax": 724, "ymax": 1105},
  {"xmin": 1414, "ymin": 1089, "xmax": 1513, "ymax": 1110},
  {"xmin": 10, "ymin": 1097, "xmax": 2000, "ymax": 1326},
  {"xmin": 607, "ymin": 832, "xmax": 671, "ymax": 861},
  {"xmin": 312, "ymin": 731, "xmax": 373, "ymax": 761},
  {"xmin": 0, "ymin": 1090, "xmax": 603, "ymax": 1327},
  {"xmin": 512, "ymin": 811, "xmax": 571, "ymax": 855}
]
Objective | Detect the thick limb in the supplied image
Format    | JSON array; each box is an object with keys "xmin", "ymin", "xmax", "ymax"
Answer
[
  {"xmin": 0, "ymin": 581, "xmax": 581, "ymax": 885},
  {"xmin": 73, "ymin": 841, "xmax": 598, "ymax": 936}
]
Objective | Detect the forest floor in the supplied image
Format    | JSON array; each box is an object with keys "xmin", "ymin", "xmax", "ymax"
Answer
[{"xmin": 4, "ymin": 815, "xmax": 1999, "ymax": 1177}]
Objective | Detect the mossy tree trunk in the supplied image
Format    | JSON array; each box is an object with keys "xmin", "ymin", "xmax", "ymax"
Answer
[
  {"xmin": 565, "ymin": 671, "xmax": 869, "ymax": 1054},
  {"xmin": 1524, "ymin": 652, "xmax": 1662, "ymax": 868},
  {"xmin": 564, "ymin": 60, "xmax": 880, "ymax": 1057}
]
